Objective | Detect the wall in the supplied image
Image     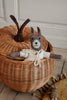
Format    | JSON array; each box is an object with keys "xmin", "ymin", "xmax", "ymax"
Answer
[{"xmin": 0, "ymin": 0, "xmax": 67, "ymax": 49}]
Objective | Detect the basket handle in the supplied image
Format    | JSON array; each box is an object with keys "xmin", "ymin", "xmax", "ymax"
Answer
[{"xmin": 10, "ymin": 15, "xmax": 30, "ymax": 42}]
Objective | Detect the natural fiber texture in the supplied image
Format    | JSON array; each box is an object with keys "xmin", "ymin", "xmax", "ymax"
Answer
[{"xmin": 0, "ymin": 26, "xmax": 55, "ymax": 92}]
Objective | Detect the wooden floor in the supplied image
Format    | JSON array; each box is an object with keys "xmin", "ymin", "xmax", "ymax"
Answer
[{"xmin": 0, "ymin": 48, "xmax": 67, "ymax": 100}]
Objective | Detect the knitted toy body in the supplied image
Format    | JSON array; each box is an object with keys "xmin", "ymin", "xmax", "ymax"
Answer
[
  {"xmin": 10, "ymin": 49, "xmax": 51, "ymax": 67},
  {"xmin": 20, "ymin": 49, "xmax": 50, "ymax": 66},
  {"xmin": 20, "ymin": 49, "xmax": 50, "ymax": 67}
]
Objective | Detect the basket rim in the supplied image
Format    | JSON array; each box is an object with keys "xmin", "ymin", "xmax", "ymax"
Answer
[
  {"xmin": 0, "ymin": 41, "xmax": 53, "ymax": 65},
  {"xmin": 0, "ymin": 54, "xmax": 49, "ymax": 64}
]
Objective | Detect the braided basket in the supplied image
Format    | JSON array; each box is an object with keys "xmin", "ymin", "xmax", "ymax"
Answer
[{"xmin": 0, "ymin": 26, "xmax": 55, "ymax": 92}]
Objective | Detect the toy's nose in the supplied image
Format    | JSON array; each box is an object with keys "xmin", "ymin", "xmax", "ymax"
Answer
[{"xmin": 35, "ymin": 42, "xmax": 37, "ymax": 44}]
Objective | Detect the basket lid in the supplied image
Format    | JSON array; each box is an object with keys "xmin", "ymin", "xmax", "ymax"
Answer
[{"xmin": 0, "ymin": 26, "xmax": 48, "ymax": 57}]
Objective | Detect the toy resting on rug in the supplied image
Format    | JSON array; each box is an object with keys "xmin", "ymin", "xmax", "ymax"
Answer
[
  {"xmin": 33, "ymin": 73, "xmax": 67, "ymax": 100},
  {"xmin": 10, "ymin": 27, "xmax": 62, "ymax": 67}
]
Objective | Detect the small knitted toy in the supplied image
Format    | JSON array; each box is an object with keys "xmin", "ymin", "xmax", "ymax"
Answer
[
  {"xmin": 49, "ymin": 85, "xmax": 59, "ymax": 100},
  {"xmin": 10, "ymin": 27, "xmax": 62, "ymax": 67}
]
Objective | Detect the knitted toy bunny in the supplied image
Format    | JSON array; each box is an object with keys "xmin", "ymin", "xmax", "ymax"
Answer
[{"xmin": 10, "ymin": 27, "xmax": 62, "ymax": 67}]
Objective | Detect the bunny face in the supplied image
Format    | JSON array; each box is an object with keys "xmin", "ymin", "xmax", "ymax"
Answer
[{"xmin": 30, "ymin": 27, "xmax": 42, "ymax": 51}]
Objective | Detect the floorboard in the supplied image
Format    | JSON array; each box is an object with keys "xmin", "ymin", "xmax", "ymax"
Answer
[{"xmin": 0, "ymin": 83, "xmax": 16, "ymax": 100}]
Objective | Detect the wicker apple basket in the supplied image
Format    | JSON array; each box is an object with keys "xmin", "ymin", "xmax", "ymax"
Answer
[{"xmin": 0, "ymin": 25, "xmax": 55, "ymax": 92}]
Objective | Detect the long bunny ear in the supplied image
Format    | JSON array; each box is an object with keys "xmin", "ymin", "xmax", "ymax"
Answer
[
  {"xmin": 20, "ymin": 18, "xmax": 30, "ymax": 32},
  {"xmin": 37, "ymin": 27, "xmax": 41, "ymax": 36},
  {"xmin": 10, "ymin": 15, "xmax": 19, "ymax": 31},
  {"xmin": 31, "ymin": 27, "xmax": 35, "ymax": 35},
  {"xmin": 10, "ymin": 15, "xmax": 30, "ymax": 42}
]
